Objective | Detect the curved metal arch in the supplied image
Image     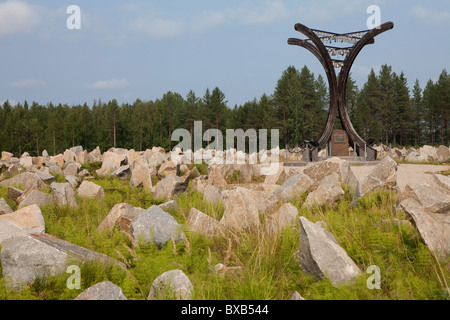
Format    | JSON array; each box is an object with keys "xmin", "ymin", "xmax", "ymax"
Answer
[
  {"xmin": 292, "ymin": 23, "xmax": 338, "ymax": 92},
  {"xmin": 289, "ymin": 23, "xmax": 341, "ymax": 147},
  {"xmin": 288, "ymin": 21, "xmax": 394, "ymax": 161},
  {"xmin": 337, "ymin": 22, "xmax": 394, "ymax": 159},
  {"xmin": 287, "ymin": 38, "xmax": 338, "ymax": 147}
]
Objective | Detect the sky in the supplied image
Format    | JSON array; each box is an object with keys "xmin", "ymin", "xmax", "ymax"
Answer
[{"xmin": 0, "ymin": 0, "xmax": 449, "ymax": 108}]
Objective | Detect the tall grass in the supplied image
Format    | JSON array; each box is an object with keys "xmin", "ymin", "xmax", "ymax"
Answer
[{"xmin": 0, "ymin": 177, "xmax": 448, "ymax": 300}]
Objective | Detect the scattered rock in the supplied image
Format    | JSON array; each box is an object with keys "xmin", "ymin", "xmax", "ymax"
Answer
[
  {"xmin": 272, "ymin": 174, "xmax": 313, "ymax": 202},
  {"xmin": 0, "ymin": 233, "xmax": 123, "ymax": 288},
  {"xmin": 63, "ymin": 162, "xmax": 79, "ymax": 177},
  {"xmin": 260, "ymin": 183, "xmax": 280, "ymax": 194},
  {"xmin": 7, "ymin": 186, "xmax": 23, "ymax": 204},
  {"xmin": 78, "ymin": 169, "xmax": 90, "ymax": 177},
  {"xmin": 405, "ymin": 151, "xmax": 420, "ymax": 163},
  {"xmin": 48, "ymin": 165, "xmax": 63, "ymax": 176},
  {"xmin": 432, "ymin": 174, "xmax": 450, "ymax": 192},
  {"xmin": 65, "ymin": 175, "xmax": 80, "ymax": 189},
  {"xmin": 264, "ymin": 166, "xmax": 287, "ymax": 185},
  {"xmin": 0, "ymin": 172, "xmax": 45, "ymax": 190},
  {"xmin": 96, "ymin": 151, "xmax": 127, "ymax": 177},
  {"xmin": 158, "ymin": 200, "xmax": 179, "ymax": 212},
  {"xmin": 0, "ymin": 204, "xmax": 45, "ymax": 234},
  {"xmin": 0, "ymin": 220, "xmax": 28, "ymax": 245},
  {"xmin": 97, "ymin": 203, "xmax": 145, "ymax": 232},
  {"xmin": 400, "ymin": 178, "xmax": 450, "ymax": 261},
  {"xmin": 130, "ymin": 205, "xmax": 184, "ymax": 247},
  {"xmin": 77, "ymin": 181, "xmax": 105, "ymax": 200},
  {"xmin": 152, "ymin": 174, "xmax": 189, "ymax": 200},
  {"xmin": 1, "ymin": 151, "xmax": 14, "ymax": 162},
  {"xmin": 0, "ymin": 198, "xmax": 14, "ymax": 215},
  {"xmin": 187, "ymin": 208, "xmax": 221, "ymax": 237},
  {"xmin": 35, "ymin": 170, "xmax": 56, "ymax": 183},
  {"xmin": 203, "ymin": 185, "xmax": 222, "ymax": 204},
  {"xmin": 401, "ymin": 197, "xmax": 449, "ymax": 261},
  {"xmin": 290, "ymin": 291, "xmax": 306, "ymax": 300},
  {"xmin": 76, "ymin": 150, "xmax": 89, "ymax": 164},
  {"xmin": 130, "ymin": 162, "xmax": 153, "ymax": 190},
  {"xmin": 88, "ymin": 146, "xmax": 102, "ymax": 162},
  {"xmin": 147, "ymin": 152, "xmax": 166, "ymax": 167},
  {"xmin": 436, "ymin": 145, "xmax": 450, "ymax": 162},
  {"xmin": 74, "ymin": 281, "xmax": 127, "ymax": 300},
  {"xmin": 266, "ymin": 203, "xmax": 299, "ymax": 233},
  {"xmin": 302, "ymin": 173, "xmax": 344, "ymax": 208},
  {"xmin": 51, "ymin": 182, "xmax": 78, "ymax": 208},
  {"xmin": 70, "ymin": 146, "xmax": 84, "ymax": 157},
  {"xmin": 19, "ymin": 156, "xmax": 34, "ymax": 168},
  {"xmin": 191, "ymin": 175, "xmax": 208, "ymax": 193},
  {"xmin": 158, "ymin": 160, "xmax": 178, "ymax": 178},
  {"xmin": 18, "ymin": 189, "xmax": 53, "ymax": 209},
  {"xmin": 220, "ymin": 187, "xmax": 261, "ymax": 231},
  {"xmin": 63, "ymin": 149, "xmax": 77, "ymax": 165},
  {"xmin": 411, "ymin": 183, "xmax": 450, "ymax": 214},
  {"xmin": 303, "ymin": 157, "xmax": 357, "ymax": 191},
  {"xmin": 2, "ymin": 163, "xmax": 21, "ymax": 179},
  {"xmin": 148, "ymin": 269, "xmax": 193, "ymax": 300},
  {"xmin": 297, "ymin": 216, "xmax": 362, "ymax": 286},
  {"xmin": 419, "ymin": 145, "xmax": 438, "ymax": 162},
  {"xmin": 112, "ymin": 165, "xmax": 130, "ymax": 178},
  {"xmin": 207, "ymin": 166, "xmax": 228, "ymax": 188},
  {"xmin": 352, "ymin": 157, "xmax": 399, "ymax": 206}
]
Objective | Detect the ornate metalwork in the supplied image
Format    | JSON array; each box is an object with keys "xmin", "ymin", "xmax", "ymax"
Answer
[{"xmin": 288, "ymin": 22, "xmax": 394, "ymax": 161}]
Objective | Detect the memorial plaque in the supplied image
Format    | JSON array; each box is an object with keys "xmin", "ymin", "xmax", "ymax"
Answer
[{"xmin": 331, "ymin": 129, "xmax": 349, "ymax": 156}]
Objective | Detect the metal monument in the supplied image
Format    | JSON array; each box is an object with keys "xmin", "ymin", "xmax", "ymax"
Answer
[{"xmin": 288, "ymin": 21, "xmax": 394, "ymax": 161}]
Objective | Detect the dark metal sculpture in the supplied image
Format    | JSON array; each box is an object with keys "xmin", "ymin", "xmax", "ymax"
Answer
[{"xmin": 288, "ymin": 22, "xmax": 394, "ymax": 161}]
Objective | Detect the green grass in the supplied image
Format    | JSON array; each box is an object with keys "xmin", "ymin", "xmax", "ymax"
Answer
[
  {"xmin": 193, "ymin": 163, "xmax": 208, "ymax": 176},
  {"xmin": 80, "ymin": 161, "xmax": 102, "ymax": 173},
  {"xmin": 0, "ymin": 176, "xmax": 448, "ymax": 300},
  {"xmin": 51, "ymin": 172, "xmax": 66, "ymax": 183},
  {"xmin": 228, "ymin": 170, "xmax": 242, "ymax": 184}
]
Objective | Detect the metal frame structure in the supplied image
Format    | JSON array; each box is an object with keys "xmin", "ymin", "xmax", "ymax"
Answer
[{"xmin": 288, "ymin": 22, "xmax": 394, "ymax": 161}]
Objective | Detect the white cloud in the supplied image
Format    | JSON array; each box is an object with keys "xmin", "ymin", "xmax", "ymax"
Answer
[
  {"xmin": 410, "ymin": 5, "xmax": 450, "ymax": 26},
  {"xmin": 231, "ymin": 0, "xmax": 290, "ymax": 26},
  {"xmin": 0, "ymin": 0, "xmax": 40, "ymax": 37},
  {"xmin": 123, "ymin": 0, "xmax": 291, "ymax": 40},
  {"xmin": 11, "ymin": 79, "xmax": 46, "ymax": 88},
  {"xmin": 88, "ymin": 79, "xmax": 129, "ymax": 89}
]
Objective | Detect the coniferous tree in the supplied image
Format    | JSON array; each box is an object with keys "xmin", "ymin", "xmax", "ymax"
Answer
[
  {"xmin": 378, "ymin": 65, "xmax": 396, "ymax": 144},
  {"xmin": 435, "ymin": 69, "xmax": 449, "ymax": 145},
  {"xmin": 423, "ymin": 79, "xmax": 437, "ymax": 145},
  {"xmin": 355, "ymin": 69, "xmax": 382, "ymax": 143},
  {"xmin": 274, "ymin": 66, "xmax": 300, "ymax": 147},
  {"xmin": 411, "ymin": 79, "xmax": 424, "ymax": 147},
  {"xmin": 393, "ymin": 72, "xmax": 411, "ymax": 146}
]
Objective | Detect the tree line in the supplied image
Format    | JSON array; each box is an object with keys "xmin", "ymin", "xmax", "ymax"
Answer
[{"xmin": 0, "ymin": 65, "xmax": 448, "ymax": 157}]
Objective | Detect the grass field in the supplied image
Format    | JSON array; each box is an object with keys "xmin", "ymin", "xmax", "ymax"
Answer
[{"xmin": 0, "ymin": 175, "xmax": 448, "ymax": 300}]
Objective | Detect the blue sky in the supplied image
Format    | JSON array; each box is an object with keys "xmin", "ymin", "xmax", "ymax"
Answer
[{"xmin": 1, "ymin": 0, "xmax": 449, "ymax": 108}]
